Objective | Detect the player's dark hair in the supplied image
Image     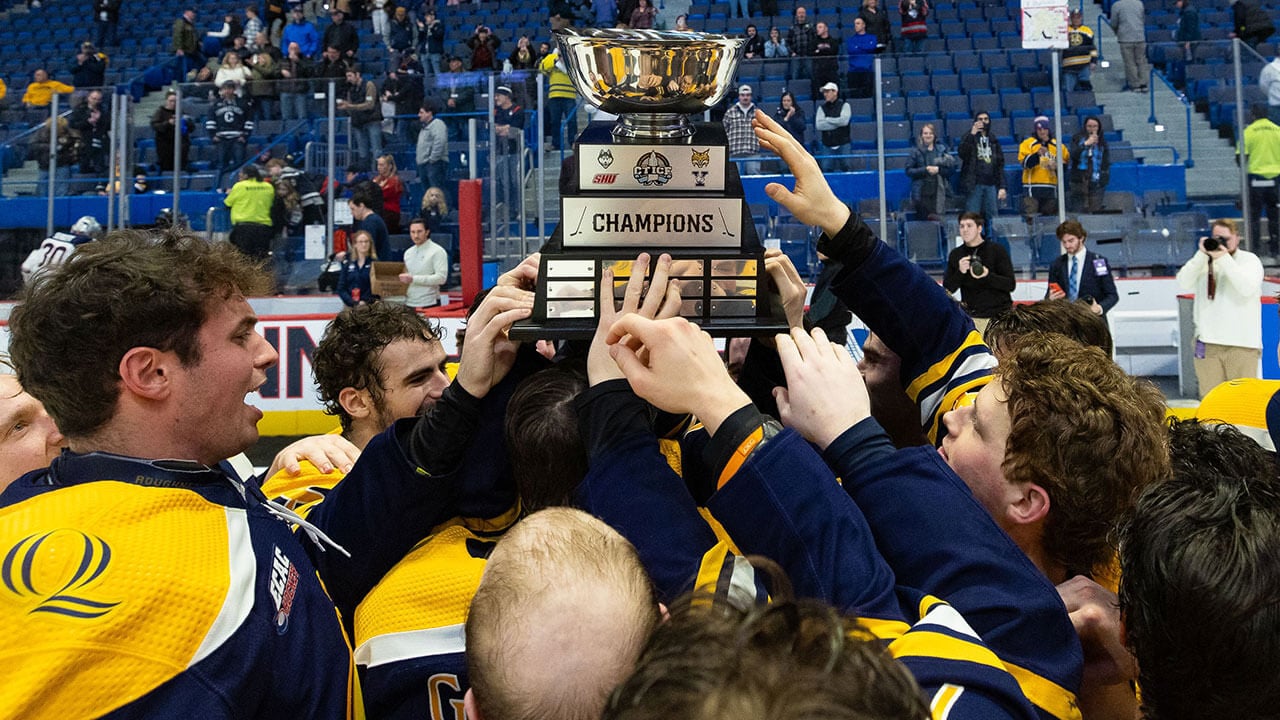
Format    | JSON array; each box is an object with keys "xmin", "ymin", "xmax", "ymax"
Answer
[
  {"xmin": 1120, "ymin": 419, "xmax": 1280, "ymax": 720},
  {"xmin": 312, "ymin": 302, "xmax": 441, "ymax": 433},
  {"xmin": 10, "ymin": 229, "xmax": 270, "ymax": 438},
  {"xmin": 505, "ymin": 363, "xmax": 588, "ymax": 513},
  {"xmin": 984, "ymin": 298, "xmax": 1113, "ymax": 357},
  {"xmin": 958, "ymin": 210, "xmax": 984, "ymax": 228},
  {"xmin": 605, "ymin": 589, "xmax": 929, "ymax": 720},
  {"xmin": 998, "ymin": 332, "xmax": 1169, "ymax": 578}
]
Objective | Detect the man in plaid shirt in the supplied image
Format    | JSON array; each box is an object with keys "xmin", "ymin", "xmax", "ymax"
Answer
[{"xmin": 722, "ymin": 84, "xmax": 761, "ymax": 175}]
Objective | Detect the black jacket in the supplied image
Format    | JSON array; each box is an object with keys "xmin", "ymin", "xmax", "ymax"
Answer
[
  {"xmin": 942, "ymin": 240, "xmax": 1015, "ymax": 318},
  {"xmin": 957, "ymin": 130, "xmax": 1005, "ymax": 192},
  {"xmin": 1044, "ymin": 250, "xmax": 1119, "ymax": 314}
]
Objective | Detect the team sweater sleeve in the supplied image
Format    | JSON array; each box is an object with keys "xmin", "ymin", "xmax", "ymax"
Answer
[{"xmin": 819, "ymin": 213, "xmax": 996, "ymax": 444}]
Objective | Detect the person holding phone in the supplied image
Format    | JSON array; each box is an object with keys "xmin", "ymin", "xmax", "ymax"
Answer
[
  {"xmin": 1068, "ymin": 115, "xmax": 1110, "ymax": 213},
  {"xmin": 1044, "ymin": 219, "xmax": 1118, "ymax": 316},
  {"xmin": 958, "ymin": 110, "xmax": 1006, "ymax": 230}
]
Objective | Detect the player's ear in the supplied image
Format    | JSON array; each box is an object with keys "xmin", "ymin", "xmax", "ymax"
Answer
[
  {"xmin": 464, "ymin": 688, "xmax": 485, "ymax": 720},
  {"xmin": 1007, "ymin": 481, "xmax": 1050, "ymax": 527},
  {"xmin": 338, "ymin": 387, "xmax": 374, "ymax": 421},
  {"xmin": 118, "ymin": 347, "xmax": 175, "ymax": 400}
]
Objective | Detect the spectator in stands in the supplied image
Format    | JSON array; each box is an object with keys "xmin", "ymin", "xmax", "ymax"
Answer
[
  {"xmin": 249, "ymin": 50, "xmax": 282, "ymax": 120},
  {"xmin": 845, "ymin": 17, "xmax": 877, "ymax": 99},
  {"xmin": 674, "ymin": 13, "xmax": 692, "ymax": 30},
  {"xmin": 416, "ymin": 102, "xmax": 449, "ymax": 199},
  {"xmin": 742, "ymin": 24, "xmax": 765, "ymax": 58},
  {"xmin": 398, "ymin": 218, "xmax": 448, "ymax": 308},
  {"xmin": 858, "ymin": 0, "xmax": 891, "ymax": 51},
  {"xmin": 420, "ymin": 185, "xmax": 450, "ymax": 232},
  {"xmin": 70, "ymin": 42, "xmax": 108, "ymax": 89},
  {"xmin": 959, "ymin": 110, "xmax": 1006, "ymax": 229},
  {"xmin": 323, "ymin": 8, "xmax": 359, "ymax": 61},
  {"xmin": 1171, "ymin": 0, "xmax": 1200, "ymax": 85},
  {"xmin": 1109, "ymin": 0, "xmax": 1148, "ymax": 92},
  {"xmin": 93, "ymin": 0, "xmax": 121, "ymax": 48},
  {"xmin": 898, "ymin": 0, "xmax": 928, "ymax": 53},
  {"xmin": 282, "ymin": 7, "xmax": 320, "ymax": 58},
  {"xmin": 906, "ymin": 122, "xmax": 955, "ymax": 220},
  {"xmin": 21, "ymin": 68, "xmax": 73, "ymax": 108},
  {"xmin": 316, "ymin": 44, "xmax": 349, "ymax": 81},
  {"xmin": 1062, "ymin": 10, "xmax": 1096, "ymax": 93},
  {"xmin": 1119, "ymin": 421, "xmax": 1280, "ymax": 720},
  {"xmin": 337, "ymin": 229, "xmax": 378, "ymax": 306},
  {"xmin": 383, "ymin": 60, "xmax": 424, "ymax": 144},
  {"xmin": 764, "ymin": 25, "xmax": 790, "ymax": 57},
  {"xmin": 206, "ymin": 11, "xmax": 243, "ymax": 52},
  {"xmin": 228, "ymin": 34, "xmax": 254, "ymax": 63},
  {"xmin": 595, "ymin": 0, "xmax": 618, "ymax": 29},
  {"xmin": 787, "ymin": 6, "xmax": 814, "ymax": 82},
  {"xmin": 369, "ymin": 0, "xmax": 389, "ymax": 41},
  {"xmin": 723, "ymin": 85, "xmax": 761, "ymax": 175},
  {"xmin": 337, "ymin": 65, "xmax": 382, "ymax": 171},
  {"xmin": 943, "ymin": 211, "xmax": 1015, "ymax": 331},
  {"xmin": 1232, "ymin": 0, "xmax": 1275, "ymax": 50},
  {"xmin": 540, "ymin": 49, "xmax": 577, "ymax": 151},
  {"xmin": 151, "ymin": 89, "xmax": 191, "ymax": 173},
  {"xmin": 1260, "ymin": 55, "xmax": 1280, "ymax": 126},
  {"xmin": 349, "ymin": 188, "xmax": 391, "ymax": 259},
  {"xmin": 416, "ymin": 9, "xmax": 445, "ymax": 75},
  {"xmin": 1243, "ymin": 103, "xmax": 1280, "ymax": 259},
  {"xmin": 773, "ymin": 89, "xmax": 805, "ymax": 145},
  {"xmin": 244, "ymin": 6, "xmax": 265, "ymax": 52},
  {"xmin": 1176, "ymin": 218, "xmax": 1264, "ymax": 396},
  {"xmin": 386, "ymin": 6, "xmax": 416, "ymax": 64},
  {"xmin": 810, "ymin": 21, "xmax": 841, "ymax": 99},
  {"xmin": 509, "ymin": 35, "xmax": 540, "ymax": 107},
  {"xmin": 1067, "ymin": 115, "xmax": 1109, "ymax": 213},
  {"xmin": 373, "ymin": 154, "xmax": 404, "ymax": 233},
  {"xmin": 207, "ymin": 80, "xmax": 254, "ymax": 188},
  {"xmin": 279, "ymin": 42, "xmax": 313, "ymax": 121},
  {"xmin": 172, "ymin": 7, "xmax": 204, "ymax": 76},
  {"xmin": 254, "ymin": 31, "xmax": 282, "ymax": 61},
  {"xmin": 815, "ymin": 82, "xmax": 850, "ymax": 172},
  {"xmin": 1044, "ymin": 219, "xmax": 1119, "ymax": 316},
  {"xmin": 437, "ymin": 55, "xmax": 478, "ymax": 140},
  {"xmin": 69, "ymin": 89, "xmax": 110, "ymax": 178},
  {"xmin": 467, "ymin": 25, "xmax": 501, "ymax": 72},
  {"xmin": 492, "ymin": 85, "xmax": 525, "ymax": 212},
  {"xmin": 630, "ymin": 0, "xmax": 657, "ymax": 30},
  {"xmin": 225, "ymin": 164, "xmax": 277, "ymax": 260},
  {"xmin": 215, "ymin": 50, "xmax": 253, "ymax": 94},
  {"xmin": 31, "ymin": 116, "xmax": 76, "ymax": 197},
  {"xmin": 1018, "ymin": 115, "xmax": 1068, "ymax": 221}
]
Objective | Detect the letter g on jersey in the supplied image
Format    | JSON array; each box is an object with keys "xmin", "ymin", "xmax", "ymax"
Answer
[{"xmin": 2, "ymin": 530, "xmax": 120, "ymax": 619}]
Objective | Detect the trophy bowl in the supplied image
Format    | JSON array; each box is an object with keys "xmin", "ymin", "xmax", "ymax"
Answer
[{"xmin": 554, "ymin": 27, "xmax": 745, "ymax": 139}]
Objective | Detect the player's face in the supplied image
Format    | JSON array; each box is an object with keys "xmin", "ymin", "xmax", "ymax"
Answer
[
  {"xmin": 370, "ymin": 338, "xmax": 450, "ymax": 430},
  {"xmin": 857, "ymin": 333, "xmax": 902, "ymax": 402},
  {"xmin": 1060, "ymin": 233, "xmax": 1084, "ymax": 255},
  {"xmin": 0, "ymin": 375, "xmax": 66, "ymax": 490},
  {"xmin": 940, "ymin": 382, "xmax": 1016, "ymax": 527},
  {"xmin": 170, "ymin": 296, "xmax": 279, "ymax": 466},
  {"xmin": 958, "ymin": 218, "xmax": 981, "ymax": 244}
]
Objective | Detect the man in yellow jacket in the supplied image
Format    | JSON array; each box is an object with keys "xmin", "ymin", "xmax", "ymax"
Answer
[
  {"xmin": 1243, "ymin": 103, "xmax": 1280, "ymax": 258},
  {"xmin": 224, "ymin": 164, "xmax": 276, "ymax": 261},
  {"xmin": 539, "ymin": 50, "xmax": 578, "ymax": 151},
  {"xmin": 1018, "ymin": 115, "xmax": 1069, "ymax": 221},
  {"xmin": 21, "ymin": 69, "xmax": 74, "ymax": 108}
]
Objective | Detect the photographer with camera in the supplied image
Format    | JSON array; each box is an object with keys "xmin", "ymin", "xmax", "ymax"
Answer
[
  {"xmin": 1044, "ymin": 219, "xmax": 1118, "ymax": 316},
  {"xmin": 1176, "ymin": 218, "xmax": 1265, "ymax": 397},
  {"xmin": 943, "ymin": 211, "xmax": 1014, "ymax": 332}
]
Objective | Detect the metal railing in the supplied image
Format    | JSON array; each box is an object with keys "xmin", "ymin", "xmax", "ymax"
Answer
[{"xmin": 1147, "ymin": 67, "xmax": 1195, "ymax": 168}]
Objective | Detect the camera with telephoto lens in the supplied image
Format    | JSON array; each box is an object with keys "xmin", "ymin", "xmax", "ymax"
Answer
[
  {"xmin": 969, "ymin": 256, "xmax": 984, "ymax": 275},
  {"xmin": 1202, "ymin": 235, "xmax": 1223, "ymax": 252}
]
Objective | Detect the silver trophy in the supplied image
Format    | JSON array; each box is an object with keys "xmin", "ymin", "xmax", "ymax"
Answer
[{"xmin": 510, "ymin": 28, "xmax": 786, "ymax": 340}]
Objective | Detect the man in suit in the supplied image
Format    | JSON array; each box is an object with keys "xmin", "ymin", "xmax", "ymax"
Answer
[{"xmin": 1045, "ymin": 219, "xmax": 1119, "ymax": 316}]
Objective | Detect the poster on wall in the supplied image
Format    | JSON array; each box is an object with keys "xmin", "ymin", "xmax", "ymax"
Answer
[{"xmin": 1021, "ymin": 0, "xmax": 1070, "ymax": 49}]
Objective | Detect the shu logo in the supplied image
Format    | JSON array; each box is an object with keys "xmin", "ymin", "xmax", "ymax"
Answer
[
  {"xmin": 690, "ymin": 148, "xmax": 711, "ymax": 168},
  {"xmin": 634, "ymin": 151, "xmax": 673, "ymax": 186},
  {"xmin": 592, "ymin": 173, "xmax": 618, "ymax": 184},
  {"xmin": 597, "ymin": 149, "xmax": 614, "ymax": 169},
  {"xmin": 269, "ymin": 545, "xmax": 299, "ymax": 634},
  {"xmin": 2, "ymin": 530, "xmax": 120, "ymax": 619}
]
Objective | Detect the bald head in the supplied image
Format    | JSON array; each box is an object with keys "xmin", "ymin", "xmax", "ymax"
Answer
[{"xmin": 465, "ymin": 508, "xmax": 659, "ymax": 720}]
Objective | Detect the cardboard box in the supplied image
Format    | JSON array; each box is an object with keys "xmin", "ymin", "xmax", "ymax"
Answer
[{"xmin": 371, "ymin": 261, "xmax": 408, "ymax": 298}]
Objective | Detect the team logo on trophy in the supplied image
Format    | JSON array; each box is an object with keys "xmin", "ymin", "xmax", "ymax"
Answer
[
  {"xmin": 633, "ymin": 151, "xmax": 672, "ymax": 186},
  {"xmin": 597, "ymin": 149, "xmax": 614, "ymax": 169},
  {"xmin": 691, "ymin": 149, "xmax": 711, "ymax": 167}
]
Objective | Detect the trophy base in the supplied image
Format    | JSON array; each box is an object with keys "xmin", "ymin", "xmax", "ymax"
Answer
[
  {"xmin": 509, "ymin": 315, "xmax": 790, "ymax": 341},
  {"xmin": 613, "ymin": 112, "xmax": 695, "ymax": 139}
]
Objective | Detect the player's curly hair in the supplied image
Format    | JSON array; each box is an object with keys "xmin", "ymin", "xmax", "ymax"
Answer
[
  {"xmin": 312, "ymin": 302, "xmax": 441, "ymax": 433},
  {"xmin": 997, "ymin": 332, "xmax": 1169, "ymax": 578},
  {"xmin": 984, "ymin": 298, "xmax": 1113, "ymax": 357},
  {"xmin": 10, "ymin": 229, "xmax": 270, "ymax": 438},
  {"xmin": 1120, "ymin": 419, "xmax": 1280, "ymax": 720},
  {"xmin": 605, "ymin": 584, "xmax": 929, "ymax": 720}
]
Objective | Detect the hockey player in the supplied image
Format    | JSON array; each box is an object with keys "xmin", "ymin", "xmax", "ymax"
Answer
[{"xmin": 20, "ymin": 215, "xmax": 102, "ymax": 284}]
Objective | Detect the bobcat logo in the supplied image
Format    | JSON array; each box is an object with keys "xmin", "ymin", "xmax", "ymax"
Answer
[
  {"xmin": 690, "ymin": 148, "xmax": 711, "ymax": 168},
  {"xmin": 597, "ymin": 149, "xmax": 614, "ymax": 169}
]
